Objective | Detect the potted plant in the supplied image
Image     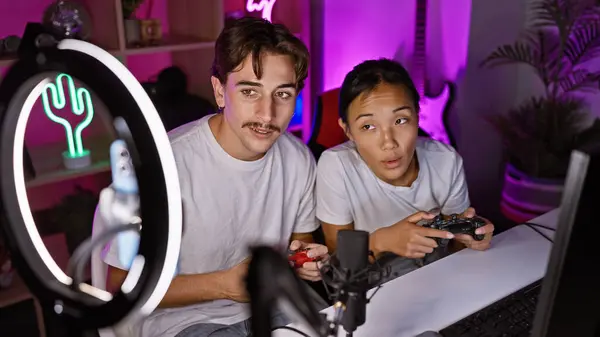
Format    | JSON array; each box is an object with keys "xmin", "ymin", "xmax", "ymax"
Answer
[
  {"xmin": 481, "ymin": 0, "xmax": 600, "ymax": 222},
  {"xmin": 123, "ymin": 0, "xmax": 144, "ymax": 46}
]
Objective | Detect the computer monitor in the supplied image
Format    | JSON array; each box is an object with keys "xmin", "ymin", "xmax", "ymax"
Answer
[{"xmin": 531, "ymin": 148, "xmax": 600, "ymax": 337}]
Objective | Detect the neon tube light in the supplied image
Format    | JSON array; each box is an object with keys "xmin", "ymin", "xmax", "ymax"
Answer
[
  {"xmin": 41, "ymin": 73, "xmax": 94, "ymax": 158},
  {"xmin": 246, "ymin": 0, "xmax": 277, "ymax": 22}
]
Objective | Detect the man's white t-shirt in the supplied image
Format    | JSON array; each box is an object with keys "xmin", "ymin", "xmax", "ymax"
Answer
[
  {"xmin": 316, "ymin": 137, "xmax": 470, "ymax": 236},
  {"xmin": 100, "ymin": 114, "xmax": 319, "ymax": 337}
]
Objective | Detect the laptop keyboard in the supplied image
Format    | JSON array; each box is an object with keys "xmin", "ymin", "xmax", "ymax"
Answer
[{"xmin": 439, "ymin": 280, "xmax": 542, "ymax": 337}]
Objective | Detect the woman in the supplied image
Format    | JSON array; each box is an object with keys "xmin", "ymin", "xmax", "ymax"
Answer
[{"xmin": 316, "ymin": 59, "xmax": 494, "ymax": 280}]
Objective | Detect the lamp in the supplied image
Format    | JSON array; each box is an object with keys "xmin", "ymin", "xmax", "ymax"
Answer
[
  {"xmin": 0, "ymin": 23, "xmax": 181, "ymax": 333},
  {"xmin": 41, "ymin": 73, "xmax": 94, "ymax": 169}
]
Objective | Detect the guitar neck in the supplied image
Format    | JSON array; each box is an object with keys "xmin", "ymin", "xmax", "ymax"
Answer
[{"xmin": 412, "ymin": 0, "xmax": 427, "ymax": 96}]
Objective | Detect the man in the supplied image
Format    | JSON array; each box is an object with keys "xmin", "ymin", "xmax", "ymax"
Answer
[
  {"xmin": 316, "ymin": 59, "xmax": 494, "ymax": 281},
  {"xmin": 98, "ymin": 17, "xmax": 328, "ymax": 337}
]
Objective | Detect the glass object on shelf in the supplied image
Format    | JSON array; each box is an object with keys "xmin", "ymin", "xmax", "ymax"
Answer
[
  {"xmin": 140, "ymin": 19, "xmax": 163, "ymax": 46},
  {"xmin": 42, "ymin": 0, "xmax": 92, "ymax": 40}
]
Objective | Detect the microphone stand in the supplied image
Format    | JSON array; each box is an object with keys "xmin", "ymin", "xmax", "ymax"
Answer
[
  {"xmin": 247, "ymin": 246, "xmax": 338, "ymax": 337},
  {"xmin": 324, "ymin": 230, "xmax": 382, "ymax": 337},
  {"xmin": 64, "ymin": 321, "xmax": 97, "ymax": 337},
  {"xmin": 246, "ymin": 244, "xmax": 390, "ymax": 337}
]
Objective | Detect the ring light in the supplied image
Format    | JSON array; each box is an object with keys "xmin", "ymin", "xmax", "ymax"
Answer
[{"xmin": 0, "ymin": 24, "xmax": 182, "ymax": 330}]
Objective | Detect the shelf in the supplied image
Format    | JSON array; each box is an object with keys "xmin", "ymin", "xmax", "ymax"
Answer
[
  {"xmin": 26, "ymin": 160, "xmax": 110, "ymax": 188},
  {"xmin": 0, "ymin": 55, "xmax": 16, "ymax": 68},
  {"xmin": 25, "ymin": 135, "xmax": 113, "ymax": 188},
  {"xmin": 0, "ymin": 234, "xmax": 69, "ymax": 308},
  {"xmin": 0, "ymin": 48, "xmax": 121, "ymax": 69},
  {"xmin": 0, "ymin": 273, "xmax": 31, "ymax": 308},
  {"xmin": 123, "ymin": 35, "xmax": 215, "ymax": 56}
]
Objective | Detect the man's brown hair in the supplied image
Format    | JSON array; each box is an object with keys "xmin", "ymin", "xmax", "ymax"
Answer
[{"xmin": 211, "ymin": 17, "xmax": 309, "ymax": 90}]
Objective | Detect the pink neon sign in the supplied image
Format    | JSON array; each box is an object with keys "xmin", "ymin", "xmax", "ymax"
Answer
[{"xmin": 246, "ymin": 0, "xmax": 277, "ymax": 22}]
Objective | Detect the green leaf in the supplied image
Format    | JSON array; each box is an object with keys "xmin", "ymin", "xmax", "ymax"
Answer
[
  {"xmin": 480, "ymin": 42, "xmax": 540, "ymax": 69},
  {"xmin": 556, "ymin": 69, "xmax": 600, "ymax": 94},
  {"xmin": 122, "ymin": 0, "xmax": 144, "ymax": 19},
  {"xmin": 573, "ymin": 3, "xmax": 600, "ymax": 28},
  {"xmin": 530, "ymin": 0, "xmax": 598, "ymax": 39},
  {"xmin": 564, "ymin": 21, "xmax": 600, "ymax": 65},
  {"xmin": 530, "ymin": 0, "xmax": 564, "ymax": 28},
  {"xmin": 486, "ymin": 97, "xmax": 588, "ymax": 178},
  {"xmin": 480, "ymin": 33, "xmax": 558, "ymax": 86},
  {"xmin": 482, "ymin": 0, "xmax": 600, "ymax": 178},
  {"xmin": 523, "ymin": 30, "xmax": 562, "ymax": 84}
]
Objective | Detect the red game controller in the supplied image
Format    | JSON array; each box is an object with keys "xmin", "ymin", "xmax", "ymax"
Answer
[{"xmin": 288, "ymin": 249, "xmax": 317, "ymax": 268}]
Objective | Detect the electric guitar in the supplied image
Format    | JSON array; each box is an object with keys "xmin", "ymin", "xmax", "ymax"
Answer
[{"xmin": 412, "ymin": 0, "xmax": 455, "ymax": 147}]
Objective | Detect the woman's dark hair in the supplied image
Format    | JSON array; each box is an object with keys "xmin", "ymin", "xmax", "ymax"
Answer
[
  {"xmin": 338, "ymin": 58, "xmax": 420, "ymax": 123},
  {"xmin": 212, "ymin": 17, "xmax": 309, "ymax": 90}
]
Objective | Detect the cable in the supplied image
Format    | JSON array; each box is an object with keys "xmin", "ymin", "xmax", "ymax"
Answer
[
  {"xmin": 266, "ymin": 250, "xmax": 389, "ymax": 337},
  {"xmin": 313, "ymin": 251, "xmax": 387, "ymax": 337},
  {"xmin": 523, "ymin": 222, "xmax": 556, "ymax": 232},
  {"xmin": 365, "ymin": 251, "xmax": 385, "ymax": 303},
  {"xmin": 271, "ymin": 326, "xmax": 312, "ymax": 337},
  {"xmin": 524, "ymin": 223, "xmax": 554, "ymax": 243},
  {"xmin": 67, "ymin": 222, "xmax": 140, "ymax": 287}
]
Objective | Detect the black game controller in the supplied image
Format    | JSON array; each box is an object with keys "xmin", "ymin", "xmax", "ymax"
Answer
[{"xmin": 421, "ymin": 214, "xmax": 487, "ymax": 245}]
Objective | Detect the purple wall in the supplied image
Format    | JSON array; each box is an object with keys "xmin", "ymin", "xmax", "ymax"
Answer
[
  {"xmin": 321, "ymin": 0, "xmax": 471, "ymax": 93},
  {"xmin": 318, "ymin": 0, "xmax": 512, "ymax": 222}
]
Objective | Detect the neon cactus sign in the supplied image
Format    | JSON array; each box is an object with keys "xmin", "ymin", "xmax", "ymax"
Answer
[
  {"xmin": 246, "ymin": 0, "xmax": 277, "ymax": 22},
  {"xmin": 41, "ymin": 73, "xmax": 94, "ymax": 162}
]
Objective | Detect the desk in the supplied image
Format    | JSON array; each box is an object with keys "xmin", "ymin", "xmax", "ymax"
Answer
[{"xmin": 275, "ymin": 209, "xmax": 560, "ymax": 337}]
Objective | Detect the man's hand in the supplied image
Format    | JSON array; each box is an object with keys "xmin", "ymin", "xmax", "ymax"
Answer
[
  {"xmin": 371, "ymin": 211, "xmax": 455, "ymax": 259},
  {"xmin": 221, "ymin": 258, "xmax": 250, "ymax": 302},
  {"xmin": 453, "ymin": 207, "xmax": 494, "ymax": 251},
  {"xmin": 289, "ymin": 240, "xmax": 329, "ymax": 282}
]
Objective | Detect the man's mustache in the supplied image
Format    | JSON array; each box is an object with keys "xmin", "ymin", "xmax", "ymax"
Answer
[{"xmin": 242, "ymin": 122, "xmax": 281, "ymax": 133}]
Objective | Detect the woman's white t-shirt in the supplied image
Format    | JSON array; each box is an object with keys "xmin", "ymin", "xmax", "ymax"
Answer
[{"xmin": 316, "ymin": 137, "xmax": 471, "ymax": 232}]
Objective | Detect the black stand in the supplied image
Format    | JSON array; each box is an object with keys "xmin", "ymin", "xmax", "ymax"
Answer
[
  {"xmin": 66, "ymin": 325, "xmax": 99, "ymax": 337},
  {"xmin": 62, "ymin": 316, "xmax": 100, "ymax": 337}
]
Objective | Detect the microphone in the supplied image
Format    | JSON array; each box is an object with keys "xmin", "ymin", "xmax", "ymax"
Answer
[
  {"xmin": 336, "ymin": 230, "xmax": 370, "ymax": 335},
  {"xmin": 245, "ymin": 232, "xmax": 389, "ymax": 337},
  {"xmin": 247, "ymin": 246, "xmax": 331, "ymax": 337}
]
